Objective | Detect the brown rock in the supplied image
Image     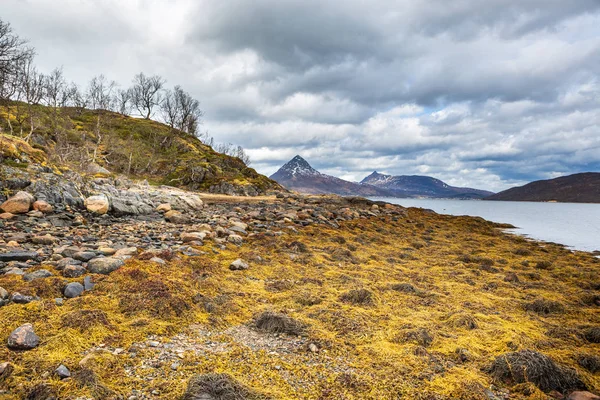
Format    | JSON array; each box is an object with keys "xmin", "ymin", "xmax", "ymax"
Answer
[
  {"xmin": 165, "ymin": 210, "xmax": 188, "ymax": 224},
  {"xmin": 32, "ymin": 234, "xmax": 58, "ymax": 245},
  {"xmin": 84, "ymin": 194, "xmax": 109, "ymax": 215},
  {"xmin": 7, "ymin": 323, "xmax": 40, "ymax": 350},
  {"xmin": 181, "ymin": 232, "xmax": 206, "ymax": 243},
  {"xmin": 0, "ymin": 212, "xmax": 16, "ymax": 220},
  {"xmin": 156, "ymin": 203, "xmax": 172, "ymax": 213},
  {"xmin": 33, "ymin": 200, "xmax": 54, "ymax": 213},
  {"xmin": 0, "ymin": 191, "xmax": 33, "ymax": 214}
]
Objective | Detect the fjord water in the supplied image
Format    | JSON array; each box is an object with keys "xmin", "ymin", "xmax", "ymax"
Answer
[{"xmin": 369, "ymin": 198, "xmax": 600, "ymax": 252}]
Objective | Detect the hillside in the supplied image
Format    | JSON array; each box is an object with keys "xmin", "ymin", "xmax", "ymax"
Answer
[
  {"xmin": 362, "ymin": 171, "xmax": 494, "ymax": 199},
  {"xmin": 486, "ymin": 173, "xmax": 600, "ymax": 203},
  {"xmin": 270, "ymin": 155, "xmax": 393, "ymax": 196},
  {"xmin": 0, "ymin": 102, "xmax": 281, "ymax": 196}
]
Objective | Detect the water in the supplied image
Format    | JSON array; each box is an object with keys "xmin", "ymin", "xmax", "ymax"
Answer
[{"xmin": 369, "ymin": 198, "xmax": 600, "ymax": 252}]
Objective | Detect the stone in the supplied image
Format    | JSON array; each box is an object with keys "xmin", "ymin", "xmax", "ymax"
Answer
[
  {"xmin": 3, "ymin": 267, "xmax": 24, "ymax": 276},
  {"xmin": 55, "ymin": 298, "xmax": 64, "ymax": 306},
  {"xmin": 57, "ymin": 257, "xmax": 82, "ymax": 269},
  {"xmin": 64, "ymin": 282, "xmax": 84, "ymax": 298},
  {"xmin": 0, "ymin": 191, "xmax": 33, "ymax": 214},
  {"xmin": 0, "ymin": 251, "xmax": 39, "ymax": 262},
  {"xmin": 63, "ymin": 264, "xmax": 86, "ymax": 278},
  {"xmin": 114, "ymin": 247, "xmax": 138, "ymax": 258},
  {"xmin": 73, "ymin": 251, "xmax": 97, "ymax": 262},
  {"xmin": 227, "ymin": 234, "xmax": 243, "ymax": 245},
  {"xmin": 0, "ymin": 287, "xmax": 8, "ymax": 300},
  {"xmin": 568, "ymin": 392, "xmax": 600, "ymax": 400},
  {"xmin": 98, "ymin": 247, "xmax": 117, "ymax": 256},
  {"xmin": 181, "ymin": 232, "xmax": 206, "ymax": 243},
  {"xmin": 165, "ymin": 210, "xmax": 188, "ymax": 224},
  {"xmin": 84, "ymin": 194, "xmax": 109, "ymax": 215},
  {"xmin": 33, "ymin": 200, "xmax": 54, "ymax": 213},
  {"xmin": 229, "ymin": 259, "xmax": 249, "ymax": 271},
  {"xmin": 84, "ymin": 276, "xmax": 95, "ymax": 290},
  {"xmin": 87, "ymin": 257, "xmax": 124, "ymax": 274},
  {"xmin": 156, "ymin": 203, "xmax": 171, "ymax": 213},
  {"xmin": 0, "ymin": 362, "xmax": 13, "ymax": 379},
  {"xmin": 32, "ymin": 234, "xmax": 58, "ymax": 245},
  {"xmin": 27, "ymin": 210, "xmax": 44, "ymax": 218},
  {"xmin": 56, "ymin": 364, "xmax": 71, "ymax": 379},
  {"xmin": 7, "ymin": 323, "xmax": 40, "ymax": 350},
  {"xmin": 23, "ymin": 269, "xmax": 53, "ymax": 282},
  {"xmin": 150, "ymin": 257, "xmax": 166, "ymax": 265},
  {"xmin": 0, "ymin": 212, "xmax": 16, "ymax": 220},
  {"xmin": 11, "ymin": 292, "xmax": 36, "ymax": 304}
]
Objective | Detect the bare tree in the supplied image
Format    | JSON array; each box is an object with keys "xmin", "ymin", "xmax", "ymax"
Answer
[
  {"xmin": 115, "ymin": 88, "xmax": 132, "ymax": 115},
  {"xmin": 197, "ymin": 130, "xmax": 214, "ymax": 147},
  {"xmin": 174, "ymin": 85, "xmax": 203, "ymax": 135},
  {"xmin": 86, "ymin": 75, "xmax": 116, "ymax": 162},
  {"xmin": 68, "ymin": 83, "xmax": 87, "ymax": 112},
  {"xmin": 130, "ymin": 72, "xmax": 164, "ymax": 119},
  {"xmin": 43, "ymin": 67, "xmax": 66, "ymax": 108},
  {"xmin": 18, "ymin": 55, "xmax": 45, "ymax": 141},
  {"xmin": 160, "ymin": 88, "xmax": 178, "ymax": 128},
  {"xmin": 0, "ymin": 19, "xmax": 32, "ymax": 90}
]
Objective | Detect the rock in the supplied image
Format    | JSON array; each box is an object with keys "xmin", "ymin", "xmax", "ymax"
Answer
[
  {"xmin": 87, "ymin": 257, "xmax": 124, "ymax": 274},
  {"xmin": 0, "ymin": 251, "xmax": 39, "ymax": 262},
  {"xmin": 57, "ymin": 257, "xmax": 82, "ymax": 269},
  {"xmin": 23, "ymin": 269, "xmax": 53, "ymax": 282},
  {"xmin": 64, "ymin": 282, "xmax": 84, "ymax": 298},
  {"xmin": 568, "ymin": 392, "xmax": 600, "ymax": 400},
  {"xmin": 0, "ymin": 191, "xmax": 33, "ymax": 214},
  {"xmin": 227, "ymin": 234, "xmax": 243, "ymax": 245},
  {"xmin": 7, "ymin": 323, "xmax": 40, "ymax": 350},
  {"xmin": 181, "ymin": 232, "xmax": 206, "ymax": 243},
  {"xmin": 0, "ymin": 361, "xmax": 13, "ymax": 379},
  {"xmin": 84, "ymin": 194, "xmax": 109, "ymax": 214},
  {"xmin": 56, "ymin": 364, "xmax": 71, "ymax": 379},
  {"xmin": 31, "ymin": 234, "xmax": 58, "ymax": 245},
  {"xmin": 11, "ymin": 292, "xmax": 36, "ymax": 304},
  {"xmin": 27, "ymin": 210, "xmax": 44, "ymax": 218},
  {"xmin": 98, "ymin": 247, "xmax": 117, "ymax": 256},
  {"xmin": 165, "ymin": 210, "xmax": 188, "ymax": 224},
  {"xmin": 84, "ymin": 276, "xmax": 95, "ymax": 290},
  {"xmin": 0, "ymin": 287, "xmax": 8, "ymax": 300},
  {"xmin": 3, "ymin": 267, "xmax": 24, "ymax": 276},
  {"xmin": 33, "ymin": 200, "xmax": 53, "ymax": 213},
  {"xmin": 150, "ymin": 257, "xmax": 166, "ymax": 265},
  {"xmin": 0, "ymin": 212, "xmax": 16, "ymax": 220},
  {"xmin": 63, "ymin": 264, "xmax": 86, "ymax": 278},
  {"xmin": 55, "ymin": 298, "xmax": 64, "ymax": 306},
  {"xmin": 229, "ymin": 259, "xmax": 249, "ymax": 271},
  {"xmin": 114, "ymin": 247, "xmax": 138, "ymax": 258},
  {"xmin": 156, "ymin": 203, "xmax": 171, "ymax": 213},
  {"xmin": 86, "ymin": 162, "xmax": 111, "ymax": 176},
  {"xmin": 73, "ymin": 251, "xmax": 97, "ymax": 262}
]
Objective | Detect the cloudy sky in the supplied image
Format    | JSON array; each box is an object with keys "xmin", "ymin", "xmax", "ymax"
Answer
[{"xmin": 4, "ymin": 0, "xmax": 600, "ymax": 191}]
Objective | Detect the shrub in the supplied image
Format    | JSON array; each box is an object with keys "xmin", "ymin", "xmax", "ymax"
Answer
[
  {"xmin": 401, "ymin": 328, "xmax": 434, "ymax": 347},
  {"xmin": 583, "ymin": 326, "xmax": 600, "ymax": 343},
  {"xmin": 577, "ymin": 353, "xmax": 600, "ymax": 373},
  {"xmin": 339, "ymin": 289, "xmax": 374, "ymax": 306},
  {"xmin": 182, "ymin": 373, "xmax": 261, "ymax": 400},
  {"xmin": 523, "ymin": 299, "xmax": 564, "ymax": 315},
  {"xmin": 253, "ymin": 311, "xmax": 306, "ymax": 336}
]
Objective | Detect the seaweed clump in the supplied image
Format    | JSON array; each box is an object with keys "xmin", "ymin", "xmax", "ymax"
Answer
[
  {"xmin": 253, "ymin": 311, "xmax": 306, "ymax": 336},
  {"xmin": 182, "ymin": 373, "xmax": 264, "ymax": 400}
]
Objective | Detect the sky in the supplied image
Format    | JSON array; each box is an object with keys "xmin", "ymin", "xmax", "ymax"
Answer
[{"xmin": 3, "ymin": 0, "xmax": 600, "ymax": 192}]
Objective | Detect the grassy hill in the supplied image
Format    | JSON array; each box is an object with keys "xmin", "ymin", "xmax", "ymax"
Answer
[{"xmin": 0, "ymin": 102, "xmax": 280, "ymax": 195}]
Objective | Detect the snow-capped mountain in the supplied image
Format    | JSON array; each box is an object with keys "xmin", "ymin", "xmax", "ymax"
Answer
[
  {"xmin": 270, "ymin": 156, "xmax": 393, "ymax": 196},
  {"xmin": 361, "ymin": 171, "xmax": 494, "ymax": 199}
]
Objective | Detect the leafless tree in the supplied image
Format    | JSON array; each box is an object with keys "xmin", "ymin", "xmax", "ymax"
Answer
[
  {"xmin": 68, "ymin": 83, "xmax": 87, "ymax": 112},
  {"xmin": 130, "ymin": 72, "xmax": 164, "ymax": 119},
  {"xmin": 86, "ymin": 75, "xmax": 116, "ymax": 162},
  {"xmin": 115, "ymin": 88, "xmax": 132, "ymax": 115},
  {"xmin": 17, "ymin": 55, "xmax": 45, "ymax": 141},
  {"xmin": 160, "ymin": 88, "xmax": 178, "ymax": 128},
  {"xmin": 43, "ymin": 67, "xmax": 67, "ymax": 137},
  {"xmin": 197, "ymin": 130, "xmax": 214, "ymax": 147},
  {"xmin": 174, "ymin": 85, "xmax": 203, "ymax": 135},
  {"xmin": 0, "ymin": 19, "xmax": 32, "ymax": 91}
]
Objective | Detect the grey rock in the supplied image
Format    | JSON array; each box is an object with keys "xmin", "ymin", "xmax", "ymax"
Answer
[
  {"xmin": 63, "ymin": 264, "xmax": 86, "ymax": 278},
  {"xmin": 23, "ymin": 269, "xmax": 53, "ymax": 282},
  {"xmin": 55, "ymin": 298, "xmax": 64, "ymax": 306},
  {"xmin": 0, "ymin": 251, "xmax": 39, "ymax": 262},
  {"xmin": 0, "ymin": 286, "xmax": 8, "ymax": 300},
  {"xmin": 11, "ymin": 292, "xmax": 36, "ymax": 304},
  {"xmin": 57, "ymin": 257, "xmax": 82, "ymax": 269},
  {"xmin": 87, "ymin": 257, "xmax": 124, "ymax": 274},
  {"xmin": 229, "ymin": 259, "xmax": 249, "ymax": 271},
  {"xmin": 7, "ymin": 323, "xmax": 40, "ymax": 350},
  {"xmin": 56, "ymin": 364, "xmax": 71, "ymax": 379},
  {"xmin": 64, "ymin": 282, "xmax": 84, "ymax": 298},
  {"xmin": 227, "ymin": 234, "xmax": 243, "ymax": 245},
  {"xmin": 83, "ymin": 276, "xmax": 95, "ymax": 290},
  {"xmin": 73, "ymin": 251, "xmax": 97, "ymax": 262}
]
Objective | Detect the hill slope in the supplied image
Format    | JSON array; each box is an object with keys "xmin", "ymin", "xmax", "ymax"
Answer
[
  {"xmin": 361, "ymin": 171, "xmax": 494, "ymax": 199},
  {"xmin": 270, "ymin": 155, "xmax": 392, "ymax": 196},
  {"xmin": 0, "ymin": 102, "xmax": 281, "ymax": 195},
  {"xmin": 485, "ymin": 172, "xmax": 600, "ymax": 203}
]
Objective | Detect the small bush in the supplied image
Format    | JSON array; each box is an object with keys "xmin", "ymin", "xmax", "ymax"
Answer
[
  {"xmin": 390, "ymin": 283, "xmax": 418, "ymax": 294},
  {"xmin": 582, "ymin": 327, "xmax": 600, "ymax": 343},
  {"xmin": 73, "ymin": 368, "xmax": 116, "ymax": 398},
  {"xmin": 446, "ymin": 312, "xmax": 478, "ymax": 330},
  {"xmin": 339, "ymin": 288, "xmax": 374, "ymax": 306},
  {"xmin": 489, "ymin": 350, "xmax": 586, "ymax": 392},
  {"xmin": 523, "ymin": 299, "xmax": 564, "ymax": 315},
  {"xmin": 253, "ymin": 311, "xmax": 306, "ymax": 336},
  {"xmin": 182, "ymin": 373, "xmax": 261, "ymax": 400},
  {"xmin": 514, "ymin": 248, "xmax": 532, "ymax": 256},
  {"xmin": 577, "ymin": 353, "xmax": 600, "ymax": 373},
  {"xmin": 401, "ymin": 328, "xmax": 433, "ymax": 347},
  {"xmin": 535, "ymin": 261, "xmax": 553, "ymax": 270}
]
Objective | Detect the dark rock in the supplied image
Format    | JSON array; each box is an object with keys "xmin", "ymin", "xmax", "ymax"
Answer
[
  {"xmin": 7, "ymin": 323, "xmax": 40, "ymax": 350},
  {"xmin": 57, "ymin": 257, "xmax": 82, "ymax": 269},
  {"xmin": 64, "ymin": 282, "xmax": 84, "ymax": 298},
  {"xmin": 0, "ymin": 251, "xmax": 39, "ymax": 262},
  {"xmin": 23, "ymin": 269, "xmax": 53, "ymax": 282},
  {"xmin": 72, "ymin": 251, "xmax": 97, "ymax": 262},
  {"xmin": 62, "ymin": 265, "xmax": 86, "ymax": 278},
  {"xmin": 11, "ymin": 292, "xmax": 36, "ymax": 304},
  {"xmin": 56, "ymin": 364, "xmax": 71, "ymax": 379}
]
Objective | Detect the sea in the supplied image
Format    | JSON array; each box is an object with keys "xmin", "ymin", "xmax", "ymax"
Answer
[{"xmin": 368, "ymin": 198, "xmax": 600, "ymax": 253}]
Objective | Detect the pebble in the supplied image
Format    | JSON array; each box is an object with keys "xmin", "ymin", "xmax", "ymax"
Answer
[{"xmin": 56, "ymin": 364, "xmax": 71, "ymax": 379}]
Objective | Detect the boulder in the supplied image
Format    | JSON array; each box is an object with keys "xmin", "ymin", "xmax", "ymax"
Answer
[
  {"xmin": 7, "ymin": 323, "xmax": 40, "ymax": 350},
  {"xmin": 62, "ymin": 264, "xmax": 86, "ymax": 278},
  {"xmin": 23, "ymin": 269, "xmax": 53, "ymax": 282},
  {"xmin": 0, "ymin": 212, "xmax": 16, "ymax": 220},
  {"xmin": 227, "ymin": 234, "xmax": 243, "ymax": 245},
  {"xmin": 84, "ymin": 194, "xmax": 109, "ymax": 215},
  {"xmin": 229, "ymin": 259, "xmax": 249, "ymax": 271},
  {"xmin": 114, "ymin": 247, "xmax": 138, "ymax": 258},
  {"xmin": 0, "ymin": 191, "xmax": 33, "ymax": 214},
  {"xmin": 31, "ymin": 234, "xmax": 58, "ymax": 245},
  {"xmin": 165, "ymin": 210, "xmax": 189, "ymax": 224},
  {"xmin": 32, "ymin": 200, "xmax": 53, "ymax": 213},
  {"xmin": 87, "ymin": 257, "xmax": 124, "ymax": 274},
  {"xmin": 181, "ymin": 232, "xmax": 206, "ymax": 243},
  {"xmin": 568, "ymin": 392, "xmax": 600, "ymax": 400},
  {"xmin": 64, "ymin": 282, "xmax": 84, "ymax": 298},
  {"xmin": 0, "ymin": 251, "xmax": 39, "ymax": 262}
]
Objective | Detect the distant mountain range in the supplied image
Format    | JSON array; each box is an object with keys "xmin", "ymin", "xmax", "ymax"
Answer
[
  {"xmin": 486, "ymin": 172, "xmax": 600, "ymax": 203},
  {"xmin": 361, "ymin": 171, "xmax": 494, "ymax": 199},
  {"xmin": 270, "ymin": 156, "xmax": 494, "ymax": 198}
]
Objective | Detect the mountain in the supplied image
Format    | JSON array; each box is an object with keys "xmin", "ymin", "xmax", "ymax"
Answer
[
  {"xmin": 270, "ymin": 156, "xmax": 393, "ymax": 196},
  {"xmin": 361, "ymin": 171, "xmax": 494, "ymax": 199},
  {"xmin": 0, "ymin": 102, "xmax": 280, "ymax": 195},
  {"xmin": 485, "ymin": 172, "xmax": 600, "ymax": 203}
]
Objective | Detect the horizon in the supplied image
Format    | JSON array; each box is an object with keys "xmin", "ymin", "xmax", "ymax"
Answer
[{"xmin": 3, "ymin": 0, "xmax": 600, "ymax": 191}]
